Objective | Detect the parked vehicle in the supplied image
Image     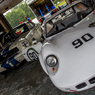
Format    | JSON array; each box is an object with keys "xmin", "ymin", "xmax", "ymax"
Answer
[
  {"xmin": 0, "ymin": 21, "xmax": 39, "ymax": 73},
  {"xmin": 39, "ymin": 1, "xmax": 95, "ymax": 92}
]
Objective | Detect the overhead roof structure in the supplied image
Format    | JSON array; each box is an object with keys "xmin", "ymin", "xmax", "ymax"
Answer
[{"xmin": 0, "ymin": 0, "xmax": 23, "ymax": 13}]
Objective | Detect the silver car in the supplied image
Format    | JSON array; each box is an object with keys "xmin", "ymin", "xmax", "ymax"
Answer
[{"xmin": 39, "ymin": 1, "xmax": 95, "ymax": 92}]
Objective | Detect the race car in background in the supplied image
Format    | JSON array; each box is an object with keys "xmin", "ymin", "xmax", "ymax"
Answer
[
  {"xmin": 38, "ymin": 1, "xmax": 95, "ymax": 92},
  {"xmin": 18, "ymin": 23, "xmax": 43, "ymax": 62},
  {"xmin": 0, "ymin": 21, "xmax": 41, "ymax": 73}
]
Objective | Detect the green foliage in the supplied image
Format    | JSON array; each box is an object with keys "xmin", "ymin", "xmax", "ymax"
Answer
[
  {"xmin": 5, "ymin": 0, "xmax": 65, "ymax": 28},
  {"xmin": 5, "ymin": 1, "xmax": 35, "ymax": 28}
]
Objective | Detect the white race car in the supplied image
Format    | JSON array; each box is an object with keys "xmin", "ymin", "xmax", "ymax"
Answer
[
  {"xmin": 0, "ymin": 21, "xmax": 39, "ymax": 73},
  {"xmin": 39, "ymin": 1, "xmax": 95, "ymax": 92}
]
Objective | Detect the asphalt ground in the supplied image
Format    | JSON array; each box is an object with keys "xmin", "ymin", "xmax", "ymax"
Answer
[{"xmin": 0, "ymin": 60, "xmax": 95, "ymax": 95}]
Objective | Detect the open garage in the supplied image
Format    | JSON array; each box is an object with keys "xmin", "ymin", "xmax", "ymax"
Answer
[{"xmin": 0, "ymin": 0, "xmax": 95, "ymax": 94}]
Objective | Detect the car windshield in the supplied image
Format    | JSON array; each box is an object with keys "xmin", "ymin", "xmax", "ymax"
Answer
[{"xmin": 45, "ymin": 3, "xmax": 93, "ymax": 37}]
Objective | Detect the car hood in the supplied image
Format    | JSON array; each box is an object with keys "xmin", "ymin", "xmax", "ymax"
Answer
[{"xmin": 41, "ymin": 14, "xmax": 95, "ymax": 87}]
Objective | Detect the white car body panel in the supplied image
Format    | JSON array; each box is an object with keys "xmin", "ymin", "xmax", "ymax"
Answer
[
  {"xmin": 22, "ymin": 42, "xmax": 42, "ymax": 62},
  {"xmin": 39, "ymin": 1, "xmax": 95, "ymax": 92}
]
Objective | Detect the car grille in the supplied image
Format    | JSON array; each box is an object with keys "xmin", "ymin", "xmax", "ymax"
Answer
[
  {"xmin": 75, "ymin": 76, "xmax": 95, "ymax": 90},
  {"xmin": 76, "ymin": 83, "xmax": 87, "ymax": 89},
  {"xmin": 89, "ymin": 77, "xmax": 95, "ymax": 84}
]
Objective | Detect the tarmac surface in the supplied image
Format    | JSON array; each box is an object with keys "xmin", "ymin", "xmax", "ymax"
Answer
[{"xmin": 0, "ymin": 60, "xmax": 95, "ymax": 95}]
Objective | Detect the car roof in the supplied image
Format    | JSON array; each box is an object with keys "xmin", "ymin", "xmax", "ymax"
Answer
[{"xmin": 43, "ymin": 1, "xmax": 84, "ymax": 25}]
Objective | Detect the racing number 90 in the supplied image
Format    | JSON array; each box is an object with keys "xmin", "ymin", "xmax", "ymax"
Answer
[{"xmin": 72, "ymin": 33, "xmax": 94, "ymax": 49}]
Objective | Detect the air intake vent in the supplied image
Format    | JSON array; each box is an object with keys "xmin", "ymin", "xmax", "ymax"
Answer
[
  {"xmin": 89, "ymin": 77, "xmax": 95, "ymax": 84},
  {"xmin": 76, "ymin": 83, "xmax": 87, "ymax": 89}
]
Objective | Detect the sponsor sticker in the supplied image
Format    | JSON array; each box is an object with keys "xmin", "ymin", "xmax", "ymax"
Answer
[{"xmin": 27, "ymin": 48, "xmax": 38, "ymax": 61}]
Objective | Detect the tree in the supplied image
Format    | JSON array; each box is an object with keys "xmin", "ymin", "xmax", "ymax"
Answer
[{"xmin": 5, "ymin": 1, "xmax": 35, "ymax": 28}]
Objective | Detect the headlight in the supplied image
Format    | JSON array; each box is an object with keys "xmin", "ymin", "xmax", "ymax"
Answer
[
  {"xmin": 46, "ymin": 55, "xmax": 58, "ymax": 67},
  {"xmin": 22, "ymin": 41, "xmax": 29, "ymax": 47}
]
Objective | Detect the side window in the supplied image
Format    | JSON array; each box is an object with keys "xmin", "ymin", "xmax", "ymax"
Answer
[
  {"xmin": 46, "ymin": 23, "xmax": 53, "ymax": 33},
  {"xmin": 46, "ymin": 20, "xmax": 66, "ymax": 37}
]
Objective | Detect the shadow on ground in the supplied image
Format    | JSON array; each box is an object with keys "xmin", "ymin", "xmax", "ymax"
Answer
[{"xmin": 0, "ymin": 60, "xmax": 95, "ymax": 95}]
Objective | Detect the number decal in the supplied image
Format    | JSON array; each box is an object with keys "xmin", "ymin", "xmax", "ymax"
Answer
[
  {"xmin": 28, "ymin": 52, "xmax": 38, "ymax": 61},
  {"xmin": 72, "ymin": 39, "xmax": 83, "ymax": 49},
  {"xmin": 81, "ymin": 33, "xmax": 93, "ymax": 42},
  {"xmin": 72, "ymin": 33, "xmax": 94, "ymax": 49},
  {"xmin": 27, "ymin": 48, "xmax": 38, "ymax": 61}
]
